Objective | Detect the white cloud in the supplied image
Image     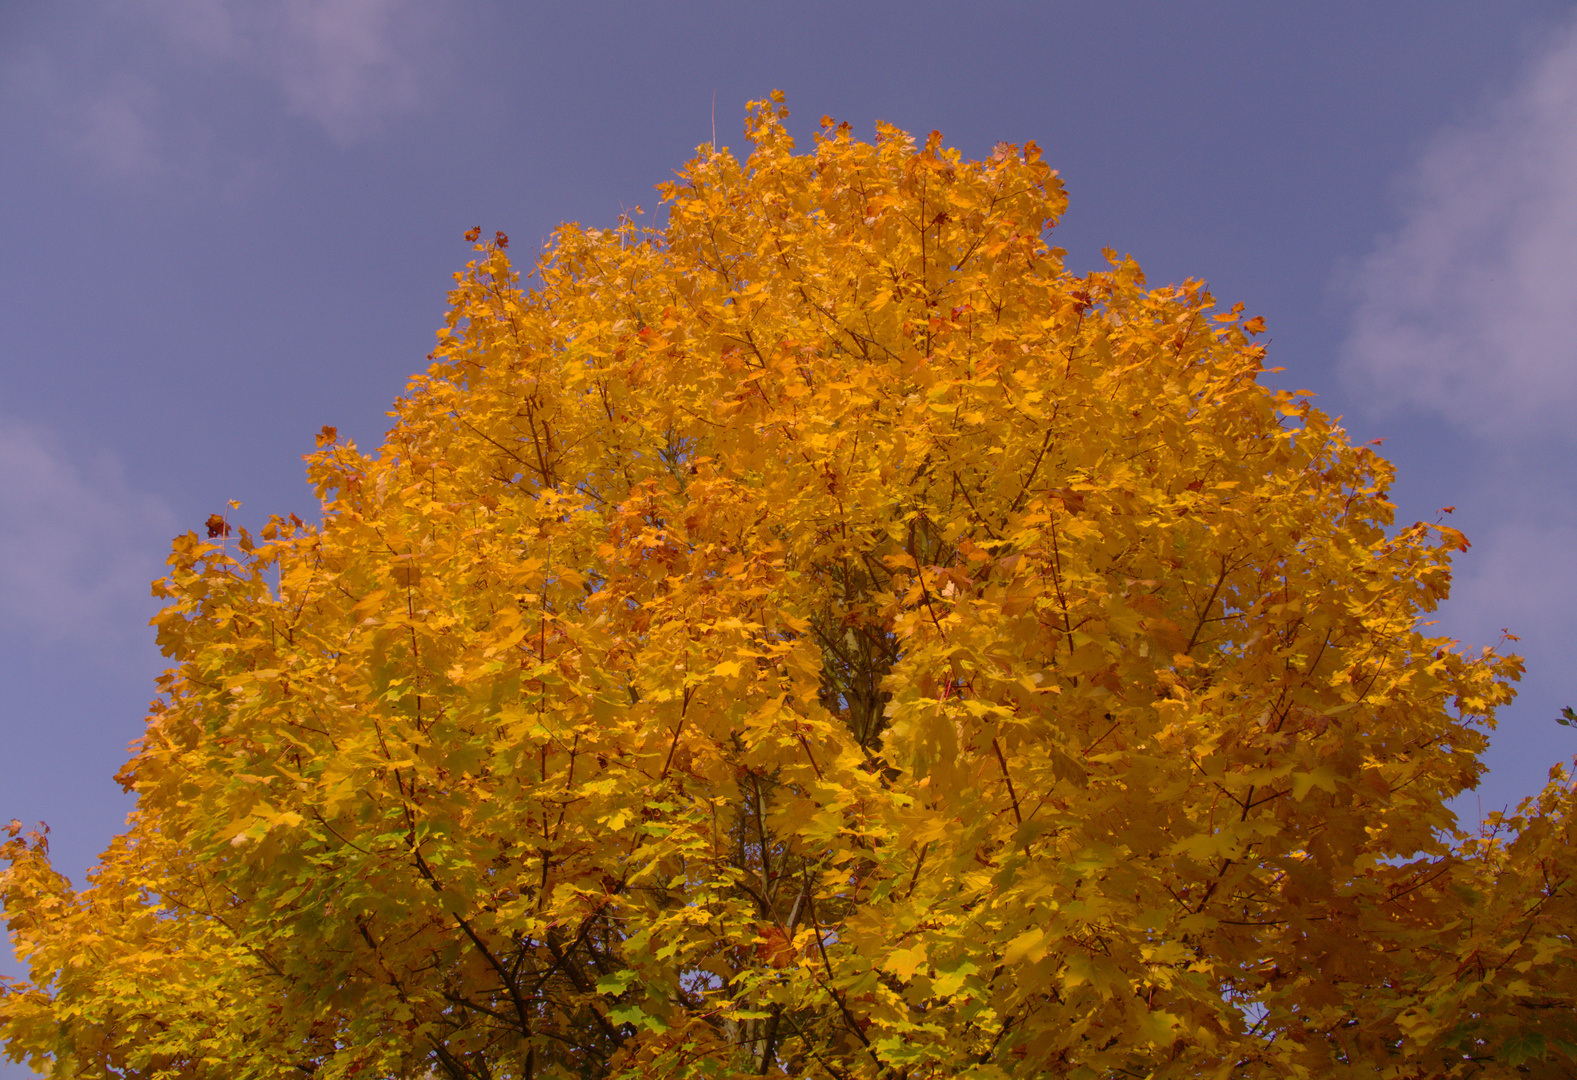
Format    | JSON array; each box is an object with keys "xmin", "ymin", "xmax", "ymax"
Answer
[
  {"xmin": 1340, "ymin": 16, "xmax": 1577, "ymax": 805},
  {"xmin": 2, "ymin": 0, "xmax": 439, "ymax": 183},
  {"xmin": 5, "ymin": 52, "xmax": 168, "ymax": 179},
  {"xmin": 64, "ymin": 76, "xmax": 167, "ymax": 178},
  {"xmin": 155, "ymin": 0, "xmax": 246, "ymax": 56},
  {"xmin": 158, "ymin": 0, "xmax": 430, "ymax": 141},
  {"xmin": 1443, "ymin": 518, "xmax": 1577, "ymax": 649},
  {"xmin": 1341, "ymin": 16, "xmax": 1577, "ymax": 440},
  {"xmin": 276, "ymin": 0, "xmax": 421, "ymax": 139},
  {"xmin": 0, "ymin": 419, "xmax": 176, "ymax": 656}
]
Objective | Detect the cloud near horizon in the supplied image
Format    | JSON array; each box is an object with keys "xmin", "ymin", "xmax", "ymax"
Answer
[{"xmin": 1341, "ymin": 16, "xmax": 1577, "ymax": 441}]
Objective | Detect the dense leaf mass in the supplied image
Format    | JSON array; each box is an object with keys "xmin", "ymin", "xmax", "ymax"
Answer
[{"xmin": 5, "ymin": 95, "xmax": 1574, "ymax": 1080}]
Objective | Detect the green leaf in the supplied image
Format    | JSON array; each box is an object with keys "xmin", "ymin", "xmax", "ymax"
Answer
[
  {"xmin": 607, "ymin": 1005, "xmax": 667, "ymax": 1033},
  {"xmin": 594, "ymin": 970, "xmax": 636, "ymax": 996},
  {"xmin": 1498, "ymin": 1032, "xmax": 1546, "ymax": 1066}
]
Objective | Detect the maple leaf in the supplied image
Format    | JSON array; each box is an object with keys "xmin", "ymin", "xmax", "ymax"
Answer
[{"xmin": 5, "ymin": 95, "xmax": 1569, "ymax": 1080}]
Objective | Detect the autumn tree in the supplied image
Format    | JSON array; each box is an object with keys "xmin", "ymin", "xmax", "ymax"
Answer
[{"xmin": 5, "ymin": 93, "xmax": 1575, "ymax": 1080}]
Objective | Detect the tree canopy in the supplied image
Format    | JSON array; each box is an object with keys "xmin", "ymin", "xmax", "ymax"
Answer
[{"xmin": 5, "ymin": 93, "xmax": 1575, "ymax": 1080}]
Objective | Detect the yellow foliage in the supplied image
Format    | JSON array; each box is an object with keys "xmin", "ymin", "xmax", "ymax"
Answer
[{"xmin": 5, "ymin": 96, "xmax": 1571, "ymax": 1080}]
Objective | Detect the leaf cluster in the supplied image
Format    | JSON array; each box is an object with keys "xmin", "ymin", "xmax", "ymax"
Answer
[{"xmin": 4, "ymin": 95, "xmax": 1571, "ymax": 1080}]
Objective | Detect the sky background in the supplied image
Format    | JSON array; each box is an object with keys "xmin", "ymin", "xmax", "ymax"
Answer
[{"xmin": 3, "ymin": 2, "xmax": 1577, "ymax": 1064}]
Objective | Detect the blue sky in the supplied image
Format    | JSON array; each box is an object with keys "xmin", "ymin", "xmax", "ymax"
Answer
[{"xmin": 3, "ymin": 1, "xmax": 1576, "ymax": 1050}]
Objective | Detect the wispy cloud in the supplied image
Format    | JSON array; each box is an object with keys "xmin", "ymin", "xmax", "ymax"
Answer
[
  {"xmin": 63, "ymin": 76, "xmax": 167, "ymax": 178},
  {"xmin": 4, "ymin": 52, "xmax": 169, "ymax": 179},
  {"xmin": 1341, "ymin": 17, "xmax": 1577, "ymax": 440},
  {"xmin": 1340, "ymin": 13, "xmax": 1577, "ymax": 803},
  {"xmin": 0, "ymin": 418, "xmax": 175, "ymax": 659},
  {"xmin": 159, "ymin": 0, "xmax": 433, "ymax": 141},
  {"xmin": 275, "ymin": 0, "xmax": 422, "ymax": 139},
  {"xmin": 2, "ymin": 0, "xmax": 444, "ymax": 184},
  {"xmin": 1446, "ymin": 518, "xmax": 1577, "ymax": 644}
]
